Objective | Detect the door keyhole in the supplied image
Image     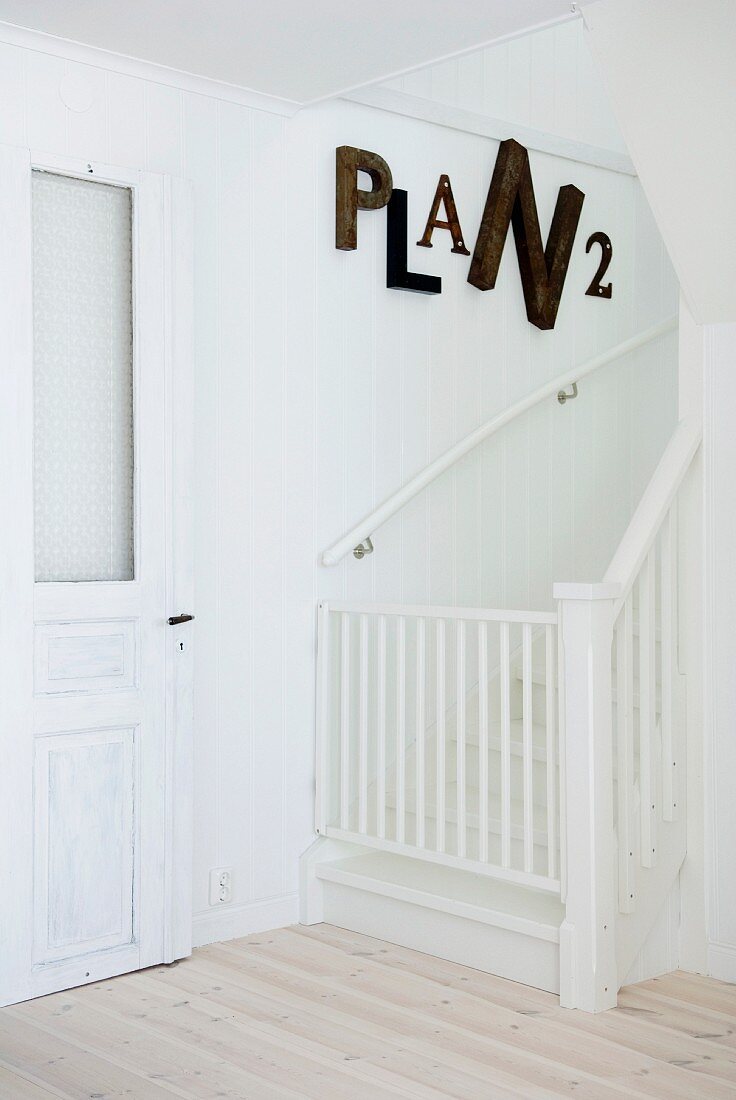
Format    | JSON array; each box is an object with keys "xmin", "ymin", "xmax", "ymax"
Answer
[{"xmin": 179, "ymin": 642, "xmax": 184, "ymax": 651}]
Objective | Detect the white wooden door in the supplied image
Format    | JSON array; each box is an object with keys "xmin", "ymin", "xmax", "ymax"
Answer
[{"xmin": 0, "ymin": 145, "xmax": 194, "ymax": 1007}]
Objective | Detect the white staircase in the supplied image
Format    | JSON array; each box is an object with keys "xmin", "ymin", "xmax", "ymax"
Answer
[
  {"xmin": 313, "ymin": 851, "xmax": 564, "ymax": 993},
  {"xmin": 303, "ymin": 416, "xmax": 701, "ymax": 1011},
  {"xmin": 380, "ymin": 672, "xmax": 553, "ymax": 873},
  {"xmin": 304, "ymin": 634, "xmax": 564, "ymax": 991}
]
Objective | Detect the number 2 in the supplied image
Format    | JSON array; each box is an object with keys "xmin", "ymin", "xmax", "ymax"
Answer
[{"xmin": 585, "ymin": 231, "xmax": 613, "ymax": 299}]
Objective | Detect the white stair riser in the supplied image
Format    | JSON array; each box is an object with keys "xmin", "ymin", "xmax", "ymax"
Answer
[
  {"xmin": 525, "ymin": 678, "xmax": 547, "ymax": 717},
  {"xmin": 398, "ymin": 740, "xmax": 555, "ymax": 800},
  {"xmin": 416, "ymin": 719, "xmax": 549, "ymax": 752},
  {"xmin": 358, "ymin": 805, "xmax": 555, "ymax": 877},
  {"xmin": 320, "ymin": 880, "xmax": 560, "ymax": 993},
  {"xmin": 612, "ymin": 633, "xmax": 662, "ymax": 667}
]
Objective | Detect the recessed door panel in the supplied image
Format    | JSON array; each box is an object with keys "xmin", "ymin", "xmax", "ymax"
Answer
[
  {"xmin": 33, "ymin": 728, "xmax": 135, "ymax": 964},
  {"xmin": 35, "ymin": 619, "xmax": 138, "ymax": 694}
]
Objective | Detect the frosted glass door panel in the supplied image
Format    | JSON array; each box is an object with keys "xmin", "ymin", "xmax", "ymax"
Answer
[{"xmin": 32, "ymin": 172, "xmax": 134, "ymax": 582}]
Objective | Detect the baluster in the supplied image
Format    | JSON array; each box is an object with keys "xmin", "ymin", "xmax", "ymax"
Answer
[
  {"xmin": 436, "ymin": 618, "xmax": 446, "ymax": 854},
  {"xmin": 617, "ymin": 594, "xmax": 635, "ymax": 912},
  {"xmin": 671, "ymin": 497, "xmax": 682, "ymax": 819},
  {"xmin": 396, "ymin": 615, "xmax": 406, "ymax": 844},
  {"xmin": 456, "ymin": 620, "xmax": 467, "ymax": 858},
  {"xmin": 660, "ymin": 504, "xmax": 676, "ymax": 820},
  {"xmin": 478, "ymin": 622, "xmax": 489, "ymax": 863},
  {"xmin": 315, "ymin": 602, "xmax": 330, "ymax": 834},
  {"xmin": 377, "ymin": 615, "xmax": 387, "ymax": 839},
  {"xmin": 340, "ymin": 612, "xmax": 350, "ymax": 830},
  {"xmin": 545, "ymin": 624, "xmax": 557, "ymax": 880},
  {"xmin": 415, "ymin": 617, "xmax": 426, "ymax": 849},
  {"xmin": 639, "ymin": 550, "xmax": 657, "ymax": 867},
  {"xmin": 500, "ymin": 621, "xmax": 512, "ymax": 868},
  {"xmin": 522, "ymin": 623, "xmax": 534, "ymax": 874},
  {"xmin": 557, "ymin": 617, "xmax": 567, "ymax": 901},
  {"xmin": 358, "ymin": 613, "xmax": 368, "ymax": 835}
]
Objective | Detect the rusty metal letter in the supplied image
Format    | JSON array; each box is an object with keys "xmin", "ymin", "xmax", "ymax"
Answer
[
  {"xmin": 468, "ymin": 139, "xmax": 584, "ymax": 330},
  {"xmin": 336, "ymin": 145, "xmax": 393, "ymax": 251},
  {"xmin": 585, "ymin": 231, "xmax": 613, "ymax": 299},
  {"xmin": 417, "ymin": 174, "xmax": 470, "ymax": 255}
]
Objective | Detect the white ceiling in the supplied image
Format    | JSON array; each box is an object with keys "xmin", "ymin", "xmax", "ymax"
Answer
[{"xmin": 0, "ymin": 0, "xmax": 579, "ymax": 105}]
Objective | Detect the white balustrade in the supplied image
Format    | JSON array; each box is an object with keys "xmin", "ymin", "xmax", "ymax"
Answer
[
  {"xmin": 607, "ymin": 499, "xmax": 683, "ymax": 898},
  {"xmin": 555, "ymin": 415, "xmax": 699, "ymax": 1010},
  {"xmin": 315, "ymin": 602, "xmax": 561, "ymax": 893},
  {"xmin": 313, "ymin": 415, "xmax": 699, "ymax": 1013}
]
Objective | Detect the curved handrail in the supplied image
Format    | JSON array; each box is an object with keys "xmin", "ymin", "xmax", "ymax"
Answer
[
  {"xmin": 322, "ymin": 316, "xmax": 678, "ymax": 566},
  {"xmin": 604, "ymin": 413, "xmax": 701, "ymax": 604}
]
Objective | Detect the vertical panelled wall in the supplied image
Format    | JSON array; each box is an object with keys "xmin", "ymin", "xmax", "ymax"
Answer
[
  {"xmin": 313, "ymin": 99, "xmax": 677, "ymax": 614},
  {"xmin": 0, "ymin": 44, "xmax": 303, "ymax": 939},
  {"xmin": 381, "ymin": 19, "xmax": 628, "ymax": 155},
  {"xmin": 0, "ymin": 17, "xmax": 678, "ymax": 944}
]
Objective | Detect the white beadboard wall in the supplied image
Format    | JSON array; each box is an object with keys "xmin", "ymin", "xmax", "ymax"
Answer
[
  {"xmin": 380, "ymin": 19, "xmax": 628, "ymax": 155},
  {"xmin": 313, "ymin": 100, "xmax": 676, "ymax": 614},
  {"xmin": 0, "ymin": 18, "xmax": 678, "ymax": 946}
]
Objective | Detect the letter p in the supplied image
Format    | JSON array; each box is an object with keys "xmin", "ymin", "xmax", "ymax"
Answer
[{"xmin": 335, "ymin": 146, "xmax": 393, "ymax": 251}]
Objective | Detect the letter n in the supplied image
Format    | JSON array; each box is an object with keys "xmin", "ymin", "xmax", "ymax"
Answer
[{"xmin": 468, "ymin": 138, "xmax": 584, "ymax": 330}]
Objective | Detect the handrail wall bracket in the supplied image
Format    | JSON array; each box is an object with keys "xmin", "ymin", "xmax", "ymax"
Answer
[{"xmin": 353, "ymin": 536, "xmax": 374, "ymax": 560}]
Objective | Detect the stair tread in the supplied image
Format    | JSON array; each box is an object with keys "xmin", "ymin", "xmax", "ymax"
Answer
[
  {"xmin": 441, "ymin": 718, "xmax": 550, "ymax": 749},
  {"xmin": 386, "ymin": 781, "xmax": 548, "ymax": 818},
  {"xmin": 512, "ymin": 666, "xmax": 661, "ymax": 704},
  {"xmin": 317, "ymin": 850, "xmax": 564, "ymax": 933}
]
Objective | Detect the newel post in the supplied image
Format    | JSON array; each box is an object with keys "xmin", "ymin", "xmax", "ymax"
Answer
[{"xmin": 554, "ymin": 582, "xmax": 619, "ymax": 1012}]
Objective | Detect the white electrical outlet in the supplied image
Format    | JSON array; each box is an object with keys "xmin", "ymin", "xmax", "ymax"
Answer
[{"xmin": 209, "ymin": 867, "xmax": 232, "ymax": 906}]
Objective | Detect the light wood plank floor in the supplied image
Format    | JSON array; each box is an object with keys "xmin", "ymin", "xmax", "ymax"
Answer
[{"xmin": 1, "ymin": 924, "xmax": 735, "ymax": 1098}]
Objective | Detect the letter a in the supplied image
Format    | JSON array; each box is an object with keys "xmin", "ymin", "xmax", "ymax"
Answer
[{"xmin": 417, "ymin": 174, "xmax": 470, "ymax": 255}]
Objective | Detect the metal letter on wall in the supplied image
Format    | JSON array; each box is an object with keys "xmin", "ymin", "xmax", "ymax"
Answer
[
  {"xmin": 468, "ymin": 138, "xmax": 585, "ymax": 330},
  {"xmin": 585, "ymin": 231, "xmax": 613, "ymax": 299},
  {"xmin": 335, "ymin": 146, "xmax": 393, "ymax": 251},
  {"xmin": 386, "ymin": 189, "xmax": 441, "ymax": 295},
  {"xmin": 417, "ymin": 174, "xmax": 470, "ymax": 255}
]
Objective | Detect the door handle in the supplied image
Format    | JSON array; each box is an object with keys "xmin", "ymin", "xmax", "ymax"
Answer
[{"xmin": 168, "ymin": 614, "xmax": 194, "ymax": 625}]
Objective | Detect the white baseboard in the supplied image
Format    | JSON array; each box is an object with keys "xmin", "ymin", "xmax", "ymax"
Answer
[
  {"xmin": 192, "ymin": 893, "xmax": 299, "ymax": 949},
  {"xmin": 708, "ymin": 941, "xmax": 736, "ymax": 984}
]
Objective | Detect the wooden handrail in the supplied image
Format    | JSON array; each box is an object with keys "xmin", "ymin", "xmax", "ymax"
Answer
[{"xmin": 322, "ymin": 316, "xmax": 677, "ymax": 566}]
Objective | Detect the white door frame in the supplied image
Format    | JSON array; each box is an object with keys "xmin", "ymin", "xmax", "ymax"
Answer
[{"xmin": 0, "ymin": 145, "xmax": 194, "ymax": 1003}]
